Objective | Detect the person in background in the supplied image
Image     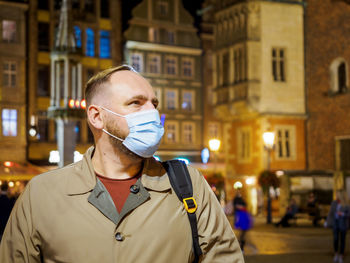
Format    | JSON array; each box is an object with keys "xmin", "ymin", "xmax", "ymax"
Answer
[
  {"xmin": 0, "ymin": 182, "xmax": 15, "ymax": 241},
  {"xmin": 325, "ymin": 190, "xmax": 350, "ymax": 263},
  {"xmin": 274, "ymin": 198, "xmax": 298, "ymax": 227},
  {"xmin": 233, "ymin": 190, "xmax": 252, "ymax": 252},
  {"xmin": 307, "ymin": 192, "xmax": 321, "ymax": 227}
]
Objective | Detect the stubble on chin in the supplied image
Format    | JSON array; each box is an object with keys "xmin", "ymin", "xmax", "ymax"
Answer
[{"xmin": 105, "ymin": 121, "xmax": 142, "ymax": 161}]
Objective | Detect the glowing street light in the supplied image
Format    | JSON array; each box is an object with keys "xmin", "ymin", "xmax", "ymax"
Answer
[{"xmin": 209, "ymin": 139, "xmax": 221, "ymax": 152}]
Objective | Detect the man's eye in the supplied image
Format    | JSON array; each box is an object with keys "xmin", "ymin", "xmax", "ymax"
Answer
[{"xmin": 130, "ymin": 101, "xmax": 140, "ymax": 105}]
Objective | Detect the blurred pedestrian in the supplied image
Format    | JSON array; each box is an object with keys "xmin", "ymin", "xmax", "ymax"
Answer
[
  {"xmin": 275, "ymin": 198, "xmax": 298, "ymax": 227},
  {"xmin": 325, "ymin": 190, "xmax": 350, "ymax": 263},
  {"xmin": 233, "ymin": 190, "xmax": 253, "ymax": 252},
  {"xmin": 307, "ymin": 192, "xmax": 321, "ymax": 227},
  {"xmin": 0, "ymin": 182, "xmax": 14, "ymax": 241}
]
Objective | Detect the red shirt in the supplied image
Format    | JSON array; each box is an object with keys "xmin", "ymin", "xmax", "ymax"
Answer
[{"xmin": 96, "ymin": 173, "xmax": 141, "ymax": 213}]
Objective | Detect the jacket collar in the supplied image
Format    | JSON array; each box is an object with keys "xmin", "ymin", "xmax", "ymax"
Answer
[{"xmin": 66, "ymin": 146, "xmax": 171, "ymax": 195}]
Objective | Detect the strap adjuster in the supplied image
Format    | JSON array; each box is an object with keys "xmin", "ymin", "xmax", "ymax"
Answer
[{"xmin": 183, "ymin": 197, "xmax": 197, "ymax": 213}]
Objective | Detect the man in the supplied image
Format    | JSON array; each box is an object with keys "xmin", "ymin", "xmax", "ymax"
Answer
[{"xmin": 0, "ymin": 65, "xmax": 244, "ymax": 262}]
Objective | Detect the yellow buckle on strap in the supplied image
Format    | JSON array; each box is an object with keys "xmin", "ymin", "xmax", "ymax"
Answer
[{"xmin": 183, "ymin": 197, "xmax": 197, "ymax": 214}]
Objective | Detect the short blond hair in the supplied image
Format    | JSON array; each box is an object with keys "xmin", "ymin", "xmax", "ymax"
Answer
[{"xmin": 84, "ymin": 64, "xmax": 136, "ymax": 106}]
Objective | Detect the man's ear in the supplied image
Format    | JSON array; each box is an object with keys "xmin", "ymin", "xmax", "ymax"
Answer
[{"xmin": 87, "ymin": 105, "xmax": 104, "ymax": 130}]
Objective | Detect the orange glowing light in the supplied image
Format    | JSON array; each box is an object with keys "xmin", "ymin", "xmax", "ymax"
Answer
[
  {"xmin": 4, "ymin": 161, "xmax": 14, "ymax": 167},
  {"xmin": 81, "ymin": 99, "xmax": 86, "ymax": 109},
  {"xmin": 69, "ymin": 99, "xmax": 75, "ymax": 108},
  {"xmin": 75, "ymin": 100, "xmax": 80, "ymax": 108}
]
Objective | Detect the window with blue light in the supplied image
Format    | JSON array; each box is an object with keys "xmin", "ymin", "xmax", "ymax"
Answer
[
  {"xmin": 2, "ymin": 108, "xmax": 17, "ymax": 136},
  {"xmin": 99, "ymin": 30, "xmax": 111, "ymax": 58},
  {"xmin": 86, "ymin": 28, "xmax": 95, "ymax": 57},
  {"xmin": 74, "ymin": 26, "xmax": 82, "ymax": 48}
]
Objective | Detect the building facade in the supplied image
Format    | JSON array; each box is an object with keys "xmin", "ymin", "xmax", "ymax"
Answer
[
  {"xmin": 0, "ymin": 0, "xmax": 28, "ymax": 163},
  {"xmin": 206, "ymin": 0, "xmax": 306, "ymax": 213},
  {"xmin": 124, "ymin": 0, "xmax": 204, "ymax": 163},
  {"xmin": 27, "ymin": 0, "xmax": 122, "ymax": 164},
  {"xmin": 305, "ymin": 0, "xmax": 350, "ymax": 192}
]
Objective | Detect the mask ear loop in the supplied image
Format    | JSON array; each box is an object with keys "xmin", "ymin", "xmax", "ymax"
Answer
[{"xmin": 99, "ymin": 106, "xmax": 126, "ymax": 142}]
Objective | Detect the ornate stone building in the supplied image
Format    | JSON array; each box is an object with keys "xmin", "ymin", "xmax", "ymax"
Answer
[
  {"xmin": 203, "ymin": 0, "xmax": 306, "ymax": 212},
  {"xmin": 0, "ymin": 0, "xmax": 28, "ymax": 163},
  {"xmin": 124, "ymin": 0, "xmax": 203, "ymax": 163},
  {"xmin": 27, "ymin": 0, "xmax": 122, "ymax": 164}
]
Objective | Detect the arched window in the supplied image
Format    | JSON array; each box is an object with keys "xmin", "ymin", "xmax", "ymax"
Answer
[
  {"xmin": 330, "ymin": 58, "xmax": 348, "ymax": 94},
  {"xmin": 73, "ymin": 26, "xmax": 81, "ymax": 48},
  {"xmin": 338, "ymin": 62, "xmax": 346, "ymax": 93},
  {"xmin": 86, "ymin": 28, "xmax": 94, "ymax": 57},
  {"xmin": 99, "ymin": 30, "xmax": 110, "ymax": 58}
]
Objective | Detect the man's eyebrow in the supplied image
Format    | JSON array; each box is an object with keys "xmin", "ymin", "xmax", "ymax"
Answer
[{"xmin": 124, "ymin": 95, "xmax": 159, "ymax": 105}]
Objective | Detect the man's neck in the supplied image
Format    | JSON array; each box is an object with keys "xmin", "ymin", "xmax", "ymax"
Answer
[{"xmin": 92, "ymin": 142, "xmax": 143, "ymax": 180}]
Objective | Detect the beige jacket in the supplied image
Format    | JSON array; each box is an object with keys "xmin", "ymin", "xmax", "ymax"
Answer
[{"xmin": 0, "ymin": 147, "xmax": 244, "ymax": 263}]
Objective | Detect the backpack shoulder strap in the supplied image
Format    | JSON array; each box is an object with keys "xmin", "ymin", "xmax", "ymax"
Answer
[{"xmin": 162, "ymin": 160, "xmax": 203, "ymax": 263}]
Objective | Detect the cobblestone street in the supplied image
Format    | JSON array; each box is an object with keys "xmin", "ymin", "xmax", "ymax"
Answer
[{"xmin": 229, "ymin": 216, "xmax": 350, "ymax": 263}]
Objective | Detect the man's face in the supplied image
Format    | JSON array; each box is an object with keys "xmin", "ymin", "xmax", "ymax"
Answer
[{"xmin": 101, "ymin": 70, "xmax": 159, "ymax": 154}]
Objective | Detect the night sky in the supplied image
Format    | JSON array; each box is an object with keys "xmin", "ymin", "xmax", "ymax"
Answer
[{"xmin": 122, "ymin": 0, "xmax": 205, "ymax": 32}]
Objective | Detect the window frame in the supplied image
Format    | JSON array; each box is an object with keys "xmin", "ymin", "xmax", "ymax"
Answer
[
  {"xmin": 148, "ymin": 54, "xmax": 161, "ymax": 74},
  {"xmin": 181, "ymin": 57, "xmax": 194, "ymax": 78},
  {"xmin": 130, "ymin": 52, "xmax": 144, "ymax": 73},
  {"xmin": 1, "ymin": 20, "xmax": 17, "ymax": 43},
  {"xmin": 272, "ymin": 47, "xmax": 286, "ymax": 82},
  {"xmin": 165, "ymin": 121, "xmax": 179, "ymax": 144},
  {"xmin": 182, "ymin": 121, "xmax": 196, "ymax": 144},
  {"xmin": 165, "ymin": 88, "xmax": 178, "ymax": 110},
  {"xmin": 1, "ymin": 108, "xmax": 18, "ymax": 137},
  {"xmin": 181, "ymin": 90, "xmax": 195, "ymax": 111},
  {"xmin": 275, "ymin": 125, "xmax": 296, "ymax": 160},
  {"xmin": 164, "ymin": 55, "xmax": 178, "ymax": 76},
  {"xmin": 3, "ymin": 60, "xmax": 17, "ymax": 88},
  {"xmin": 237, "ymin": 127, "xmax": 252, "ymax": 163}
]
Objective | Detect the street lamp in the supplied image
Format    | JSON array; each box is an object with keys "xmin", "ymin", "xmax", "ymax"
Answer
[
  {"xmin": 263, "ymin": 131, "xmax": 275, "ymax": 224},
  {"xmin": 209, "ymin": 138, "xmax": 221, "ymax": 171}
]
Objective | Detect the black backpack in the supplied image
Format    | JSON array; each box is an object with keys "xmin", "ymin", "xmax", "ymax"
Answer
[{"xmin": 162, "ymin": 160, "xmax": 203, "ymax": 263}]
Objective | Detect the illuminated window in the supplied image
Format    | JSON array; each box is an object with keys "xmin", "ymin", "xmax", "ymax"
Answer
[
  {"xmin": 2, "ymin": 109, "xmax": 17, "ymax": 137},
  {"xmin": 3, "ymin": 61, "xmax": 16, "ymax": 88},
  {"xmin": 272, "ymin": 48, "xmax": 286, "ymax": 82},
  {"xmin": 130, "ymin": 53, "xmax": 143, "ymax": 72},
  {"xmin": 99, "ymin": 30, "xmax": 111, "ymax": 58},
  {"xmin": 182, "ymin": 90, "xmax": 194, "ymax": 111},
  {"xmin": 86, "ymin": 28, "xmax": 95, "ymax": 57},
  {"xmin": 182, "ymin": 58, "xmax": 194, "ymax": 78},
  {"xmin": 165, "ymin": 89, "xmax": 178, "ymax": 110},
  {"xmin": 183, "ymin": 122, "xmax": 195, "ymax": 144},
  {"xmin": 74, "ymin": 26, "xmax": 82, "ymax": 48},
  {"xmin": 2, "ymin": 20, "xmax": 16, "ymax": 43},
  {"xmin": 148, "ymin": 54, "xmax": 161, "ymax": 74},
  {"xmin": 165, "ymin": 56, "xmax": 177, "ymax": 75}
]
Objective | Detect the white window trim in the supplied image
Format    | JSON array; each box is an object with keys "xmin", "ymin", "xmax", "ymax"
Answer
[
  {"xmin": 182, "ymin": 121, "xmax": 196, "ymax": 144},
  {"xmin": 181, "ymin": 89, "xmax": 195, "ymax": 111},
  {"xmin": 274, "ymin": 125, "xmax": 296, "ymax": 161},
  {"xmin": 165, "ymin": 121, "xmax": 179, "ymax": 144},
  {"xmin": 272, "ymin": 47, "xmax": 287, "ymax": 82},
  {"xmin": 2, "ymin": 20, "xmax": 17, "ymax": 43},
  {"xmin": 165, "ymin": 88, "xmax": 178, "ymax": 110}
]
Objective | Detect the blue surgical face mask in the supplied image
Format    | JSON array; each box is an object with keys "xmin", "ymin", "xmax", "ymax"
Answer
[{"xmin": 100, "ymin": 106, "xmax": 164, "ymax": 158}]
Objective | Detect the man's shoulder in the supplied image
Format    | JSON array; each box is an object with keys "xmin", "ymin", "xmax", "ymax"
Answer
[{"xmin": 29, "ymin": 161, "xmax": 82, "ymax": 189}]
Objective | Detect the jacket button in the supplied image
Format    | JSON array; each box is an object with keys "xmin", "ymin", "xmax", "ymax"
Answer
[
  {"xmin": 115, "ymin": 232, "xmax": 124, "ymax": 241},
  {"xmin": 130, "ymin": 184, "xmax": 140, "ymax": 194}
]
